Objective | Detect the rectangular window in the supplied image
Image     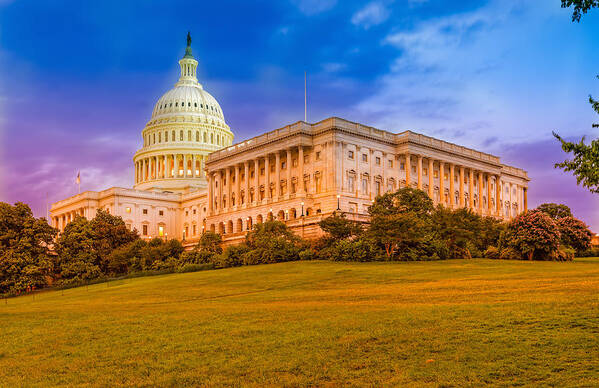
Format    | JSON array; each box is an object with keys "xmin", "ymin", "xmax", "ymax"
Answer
[
  {"xmin": 348, "ymin": 150, "xmax": 354, "ymax": 159},
  {"xmin": 293, "ymin": 159, "xmax": 298, "ymax": 167},
  {"xmin": 304, "ymin": 155, "xmax": 309, "ymax": 163},
  {"xmin": 281, "ymin": 161, "xmax": 286, "ymax": 169},
  {"xmin": 316, "ymin": 151, "xmax": 321, "ymax": 160},
  {"xmin": 143, "ymin": 209, "xmax": 148, "ymax": 215},
  {"xmin": 125, "ymin": 207, "xmax": 131, "ymax": 213},
  {"xmin": 375, "ymin": 157, "xmax": 381, "ymax": 165},
  {"xmin": 362, "ymin": 154, "xmax": 368, "ymax": 162},
  {"xmin": 434, "ymin": 170, "xmax": 438, "ymax": 178},
  {"xmin": 423, "ymin": 168, "xmax": 428, "ymax": 175},
  {"xmin": 159, "ymin": 210, "xmax": 164, "ymax": 216},
  {"xmin": 400, "ymin": 162, "xmax": 405, "ymax": 170},
  {"xmin": 388, "ymin": 160, "xmax": 393, "ymax": 168},
  {"xmin": 348, "ymin": 176, "xmax": 355, "ymax": 191},
  {"xmin": 362, "ymin": 178, "xmax": 368, "ymax": 194},
  {"xmin": 143, "ymin": 224, "xmax": 148, "ymax": 235},
  {"xmin": 261, "ymin": 168, "xmax": 265, "ymax": 175},
  {"xmin": 193, "ymin": 225, "xmax": 196, "ymax": 235},
  {"xmin": 158, "ymin": 226, "xmax": 164, "ymax": 236},
  {"xmin": 376, "ymin": 181, "xmax": 381, "ymax": 195}
]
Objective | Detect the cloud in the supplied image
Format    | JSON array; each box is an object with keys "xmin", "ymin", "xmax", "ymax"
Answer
[
  {"xmin": 351, "ymin": 1, "xmax": 390, "ymax": 29},
  {"xmin": 291, "ymin": 0, "xmax": 337, "ymax": 15},
  {"xmin": 321, "ymin": 62, "xmax": 346, "ymax": 73}
]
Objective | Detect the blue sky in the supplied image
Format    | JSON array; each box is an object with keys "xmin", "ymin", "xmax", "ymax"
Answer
[{"xmin": 1, "ymin": 0, "xmax": 598, "ymax": 229}]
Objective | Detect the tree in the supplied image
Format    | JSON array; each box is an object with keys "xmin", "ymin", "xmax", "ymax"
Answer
[
  {"xmin": 318, "ymin": 212, "xmax": 362, "ymax": 240},
  {"xmin": 368, "ymin": 212, "xmax": 426, "ymax": 259},
  {"xmin": 536, "ymin": 203, "xmax": 573, "ymax": 220},
  {"xmin": 0, "ymin": 202, "xmax": 57, "ymax": 293},
  {"xmin": 432, "ymin": 207, "xmax": 479, "ymax": 258},
  {"xmin": 197, "ymin": 231, "xmax": 223, "ymax": 254},
  {"xmin": 505, "ymin": 210, "xmax": 561, "ymax": 260},
  {"xmin": 561, "ymin": 0, "xmax": 599, "ymax": 22},
  {"xmin": 556, "ymin": 216, "xmax": 593, "ymax": 251},
  {"xmin": 243, "ymin": 221, "xmax": 304, "ymax": 265},
  {"xmin": 54, "ymin": 210, "xmax": 139, "ymax": 282},
  {"xmin": 369, "ymin": 187, "xmax": 434, "ymax": 217}
]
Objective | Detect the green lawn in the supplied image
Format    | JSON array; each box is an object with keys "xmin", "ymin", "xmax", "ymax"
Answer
[{"xmin": 2, "ymin": 259, "xmax": 599, "ymax": 387}]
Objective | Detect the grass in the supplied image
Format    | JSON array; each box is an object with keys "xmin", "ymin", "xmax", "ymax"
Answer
[{"xmin": 2, "ymin": 258, "xmax": 599, "ymax": 387}]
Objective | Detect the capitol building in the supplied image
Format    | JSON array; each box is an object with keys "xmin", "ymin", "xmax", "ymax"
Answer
[{"xmin": 50, "ymin": 36, "xmax": 530, "ymax": 247}]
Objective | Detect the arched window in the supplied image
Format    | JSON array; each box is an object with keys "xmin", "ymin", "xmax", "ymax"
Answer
[
  {"xmin": 188, "ymin": 130, "xmax": 191, "ymax": 141},
  {"xmin": 180, "ymin": 130, "xmax": 183, "ymax": 141},
  {"xmin": 165, "ymin": 131, "xmax": 168, "ymax": 142},
  {"xmin": 211, "ymin": 133, "xmax": 214, "ymax": 144},
  {"xmin": 203, "ymin": 132, "xmax": 207, "ymax": 143},
  {"xmin": 172, "ymin": 130, "xmax": 175, "ymax": 141},
  {"xmin": 196, "ymin": 131, "xmax": 199, "ymax": 142}
]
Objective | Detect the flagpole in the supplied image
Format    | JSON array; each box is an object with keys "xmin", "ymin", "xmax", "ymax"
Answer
[{"xmin": 304, "ymin": 71, "xmax": 307, "ymax": 122}]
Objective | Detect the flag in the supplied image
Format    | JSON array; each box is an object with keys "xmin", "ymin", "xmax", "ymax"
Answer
[{"xmin": 76, "ymin": 171, "xmax": 80, "ymax": 185}]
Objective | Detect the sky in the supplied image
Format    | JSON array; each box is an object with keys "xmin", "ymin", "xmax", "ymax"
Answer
[{"xmin": 0, "ymin": 0, "xmax": 598, "ymax": 230}]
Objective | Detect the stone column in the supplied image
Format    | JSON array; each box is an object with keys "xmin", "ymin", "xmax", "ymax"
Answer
[
  {"xmin": 487, "ymin": 173, "xmax": 492, "ymax": 216},
  {"xmin": 235, "ymin": 164, "xmax": 241, "ymax": 207},
  {"xmin": 298, "ymin": 146, "xmax": 304, "ymax": 195},
  {"xmin": 459, "ymin": 166, "xmax": 465, "ymax": 208},
  {"xmin": 478, "ymin": 172, "xmax": 483, "ymax": 215},
  {"xmin": 439, "ymin": 161, "xmax": 445, "ymax": 206},
  {"xmin": 208, "ymin": 173, "xmax": 214, "ymax": 215},
  {"xmin": 183, "ymin": 154, "xmax": 187, "ymax": 178},
  {"xmin": 163, "ymin": 155, "xmax": 167, "ymax": 179},
  {"xmin": 254, "ymin": 158, "xmax": 260, "ymax": 204},
  {"xmin": 244, "ymin": 161, "xmax": 249, "ymax": 205},
  {"xmin": 405, "ymin": 153, "xmax": 411, "ymax": 188},
  {"xmin": 428, "ymin": 158, "xmax": 434, "ymax": 200},
  {"xmin": 524, "ymin": 187, "xmax": 528, "ymax": 211},
  {"xmin": 496, "ymin": 176, "xmax": 501, "ymax": 217},
  {"xmin": 192, "ymin": 154, "xmax": 196, "ymax": 177},
  {"xmin": 142, "ymin": 158, "xmax": 147, "ymax": 181},
  {"xmin": 265, "ymin": 154, "xmax": 271, "ymax": 199},
  {"xmin": 275, "ymin": 151, "xmax": 281, "ymax": 197},
  {"xmin": 219, "ymin": 170, "xmax": 224, "ymax": 211},
  {"xmin": 449, "ymin": 164, "xmax": 455, "ymax": 208},
  {"xmin": 226, "ymin": 167, "xmax": 231, "ymax": 210},
  {"xmin": 417, "ymin": 156, "xmax": 423, "ymax": 190},
  {"xmin": 468, "ymin": 169, "xmax": 474, "ymax": 209},
  {"xmin": 286, "ymin": 149, "xmax": 292, "ymax": 196}
]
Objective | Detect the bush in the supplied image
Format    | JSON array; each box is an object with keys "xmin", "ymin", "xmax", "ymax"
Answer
[
  {"xmin": 176, "ymin": 263, "xmax": 214, "ymax": 273},
  {"xmin": 500, "ymin": 247, "xmax": 522, "ymax": 260},
  {"xmin": 504, "ymin": 210, "xmax": 561, "ymax": 260},
  {"xmin": 218, "ymin": 244, "xmax": 251, "ymax": 268},
  {"xmin": 327, "ymin": 239, "xmax": 381, "ymax": 262},
  {"xmin": 484, "ymin": 246, "xmax": 500, "ymax": 259},
  {"xmin": 242, "ymin": 221, "xmax": 304, "ymax": 265},
  {"xmin": 556, "ymin": 216, "xmax": 593, "ymax": 251}
]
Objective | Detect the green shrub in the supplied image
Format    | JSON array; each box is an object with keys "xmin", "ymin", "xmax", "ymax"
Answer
[
  {"xmin": 484, "ymin": 246, "xmax": 500, "ymax": 259},
  {"xmin": 219, "ymin": 244, "xmax": 251, "ymax": 268},
  {"xmin": 176, "ymin": 263, "xmax": 214, "ymax": 273},
  {"xmin": 500, "ymin": 247, "xmax": 522, "ymax": 260},
  {"xmin": 299, "ymin": 249, "xmax": 315, "ymax": 261},
  {"xmin": 328, "ymin": 239, "xmax": 381, "ymax": 262}
]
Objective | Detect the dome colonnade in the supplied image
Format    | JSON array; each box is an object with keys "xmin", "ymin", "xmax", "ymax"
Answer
[{"xmin": 133, "ymin": 33, "xmax": 233, "ymax": 192}]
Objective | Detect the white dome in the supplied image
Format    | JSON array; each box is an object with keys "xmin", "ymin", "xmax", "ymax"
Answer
[{"xmin": 150, "ymin": 83, "xmax": 226, "ymax": 127}]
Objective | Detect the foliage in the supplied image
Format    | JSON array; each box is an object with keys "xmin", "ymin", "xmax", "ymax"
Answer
[
  {"xmin": 556, "ymin": 216, "xmax": 593, "ymax": 251},
  {"xmin": 504, "ymin": 210, "xmax": 561, "ymax": 260},
  {"xmin": 553, "ymin": 76, "xmax": 599, "ymax": 194},
  {"xmin": 318, "ymin": 211, "xmax": 362, "ymax": 241},
  {"xmin": 484, "ymin": 246, "xmax": 500, "ymax": 259},
  {"xmin": 217, "ymin": 244, "xmax": 251, "ymax": 268},
  {"xmin": 325, "ymin": 238, "xmax": 382, "ymax": 262},
  {"xmin": 368, "ymin": 211, "xmax": 428, "ymax": 259},
  {"xmin": 536, "ymin": 203, "xmax": 573, "ymax": 220},
  {"xmin": 561, "ymin": 0, "xmax": 599, "ymax": 22},
  {"xmin": 369, "ymin": 187, "xmax": 434, "ymax": 217},
  {"xmin": 0, "ymin": 202, "xmax": 57, "ymax": 293},
  {"xmin": 242, "ymin": 221, "xmax": 304, "ymax": 265},
  {"xmin": 198, "ymin": 231, "xmax": 223, "ymax": 254}
]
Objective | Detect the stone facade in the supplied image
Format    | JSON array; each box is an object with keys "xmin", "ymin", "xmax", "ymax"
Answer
[{"xmin": 49, "ymin": 38, "xmax": 529, "ymax": 248}]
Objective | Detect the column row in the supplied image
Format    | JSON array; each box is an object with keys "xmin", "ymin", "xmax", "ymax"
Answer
[{"xmin": 135, "ymin": 153, "xmax": 206, "ymax": 183}]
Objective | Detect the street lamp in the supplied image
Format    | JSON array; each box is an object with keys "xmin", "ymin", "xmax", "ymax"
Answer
[
  {"xmin": 336, "ymin": 194, "xmax": 341, "ymax": 210},
  {"xmin": 301, "ymin": 201, "xmax": 304, "ymax": 217}
]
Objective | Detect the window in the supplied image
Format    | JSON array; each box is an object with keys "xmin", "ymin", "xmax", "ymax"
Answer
[
  {"xmin": 376, "ymin": 181, "xmax": 381, "ymax": 195},
  {"xmin": 423, "ymin": 168, "xmax": 428, "ymax": 175},
  {"xmin": 165, "ymin": 131, "xmax": 168, "ymax": 142},
  {"xmin": 316, "ymin": 151, "xmax": 321, "ymax": 160},
  {"xmin": 434, "ymin": 170, "xmax": 438, "ymax": 178},
  {"xmin": 193, "ymin": 224, "xmax": 196, "ymax": 235},
  {"xmin": 348, "ymin": 175, "xmax": 355, "ymax": 191},
  {"xmin": 180, "ymin": 130, "xmax": 183, "ymax": 141},
  {"xmin": 185, "ymin": 210, "xmax": 189, "ymax": 216},
  {"xmin": 388, "ymin": 160, "xmax": 393, "ymax": 168},
  {"xmin": 293, "ymin": 158, "xmax": 298, "ymax": 167},
  {"xmin": 260, "ymin": 168, "xmax": 265, "ymax": 175},
  {"xmin": 125, "ymin": 207, "xmax": 131, "ymax": 213},
  {"xmin": 348, "ymin": 150, "xmax": 354, "ymax": 159},
  {"xmin": 143, "ymin": 224, "xmax": 148, "ymax": 235},
  {"xmin": 196, "ymin": 132, "xmax": 199, "ymax": 142},
  {"xmin": 362, "ymin": 154, "xmax": 368, "ymax": 162},
  {"xmin": 158, "ymin": 226, "xmax": 164, "ymax": 237},
  {"xmin": 281, "ymin": 161, "xmax": 286, "ymax": 169},
  {"xmin": 143, "ymin": 209, "xmax": 148, "ymax": 215},
  {"xmin": 159, "ymin": 210, "xmax": 164, "ymax": 216},
  {"xmin": 193, "ymin": 209, "xmax": 197, "ymax": 214},
  {"xmin": 375, "ymin": 157, "xmax": 381, "ymax": 165},
  {"xmin": 304, "ymin": 154, "xmax": 309, "ymax": 163},
  {"xmin": 400, "ymin": 162, "xmax": 405, "ymax": 170},
  {"xmin": 188, "ymin": 130, "xmax": 191, "ymax": 141},
  {"xmin": 362, "ymin": 178, "xmax": 368, "ymax": 194}
]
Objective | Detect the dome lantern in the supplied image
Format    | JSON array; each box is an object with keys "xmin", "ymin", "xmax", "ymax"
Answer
[{"xmin": 176, "ymin": 32, "xmax": 201, "ymax": 88}]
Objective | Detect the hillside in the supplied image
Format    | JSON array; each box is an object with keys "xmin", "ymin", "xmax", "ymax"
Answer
[{"xmin": 2, "ymin": 259, "xmax": 599, "ymax": 386}]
